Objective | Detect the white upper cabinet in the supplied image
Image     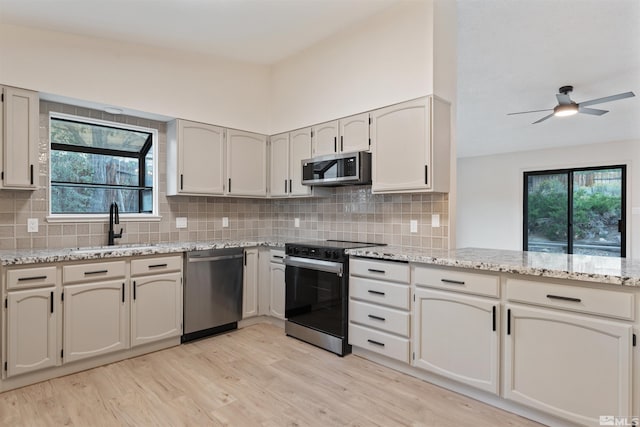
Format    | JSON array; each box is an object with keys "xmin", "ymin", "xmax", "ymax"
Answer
[
  {"xmin": 270, "ymin": 128, "xmax": 313, "ymax": 198},
  {"xmin": 167, "ymin": 119, "xmax": 225, "ymax": 195},
  {"xmin": 312, "ymin": 114, "xmax": 370, "ymax": 156},
  {"xmin": 1, "ymin": 86, "xmax": 39, "ymax": 190},
  {"xmin": 227, "ymin": 129, "xmax": 267, "ymax": 197},
  {"xmin": 370, "ymin": 97, "xmax": 450, "ymax": 193},
  {"xmin": 269, "ymin": 132, "xmax": 290, "ymax": 197}
]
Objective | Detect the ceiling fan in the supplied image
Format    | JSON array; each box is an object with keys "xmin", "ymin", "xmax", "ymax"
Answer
[{"xmin": 508, "ymin": 85, "xmax": 635, "ymax": 124}]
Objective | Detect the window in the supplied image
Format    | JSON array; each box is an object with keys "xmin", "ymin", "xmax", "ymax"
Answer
[
  {"xmin": 523, "ymin": 166, "xmax": 626, "ymax": 257},
  {"xmin": 49, "ymin": 114, "xmax": 157, "ymax": 217}
]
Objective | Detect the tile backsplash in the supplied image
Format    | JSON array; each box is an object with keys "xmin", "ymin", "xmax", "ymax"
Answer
[{"xmin": 0, "ymin": 101, "xmax": 448, "ymax": 251}]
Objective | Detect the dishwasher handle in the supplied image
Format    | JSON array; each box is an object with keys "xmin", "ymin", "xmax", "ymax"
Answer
[{"xmin": 187, "ymin": 254, "xmax": 244, "ymax": 263}]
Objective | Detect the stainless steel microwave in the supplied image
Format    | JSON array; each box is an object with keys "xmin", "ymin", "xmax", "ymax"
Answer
[{"xmin": 301, "ymin": 151, "xmax": 372, "ymax": 186}]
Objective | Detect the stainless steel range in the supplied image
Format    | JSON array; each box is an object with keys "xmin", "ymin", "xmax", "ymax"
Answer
[{"xmin": 284, "ymin": 240, "xmax": 382, "ymax": 356}]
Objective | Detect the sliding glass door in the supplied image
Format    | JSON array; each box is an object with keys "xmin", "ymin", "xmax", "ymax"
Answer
[{"xmin": 524, "ymin": 166, "xmax": 626, "ymax": 257}]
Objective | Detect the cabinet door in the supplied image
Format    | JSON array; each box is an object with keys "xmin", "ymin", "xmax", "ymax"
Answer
[
  {"xmin": 269, "ymin": 262, "xmax": 286, "ymax": 319},
  {"xmin": 1, "ymin": 86, "xmax": 38, "ymax": 189},
  {"xmin": 371, "ymin": 98, "xmax": 430, "ymax": 193},
  {"xmin": 289, "ymin": 128, "xmax": 312, "ymax": 196},
  {"xmin": 504, "ymin": 304, "xmax": 632, "ymax": 426},
  {"xmin": 63, "ymin": 280, "xmax": 129, "ymax": 363},
  {"xmin": 227, "ymin": 129, "xmax": 267, "ymax": 196},
  {"xmin": 269, "ymin": 133, "xmax": 289, "ymax": 197},
  {"xmin": 413, "ymin": 288, "xmax": 499, "ymax": 394},
  {"xmin": 178, "ymin": 121, "xmax": 225, "ymax": 194},
  {"xmin": 131, "ymin": 273, "xmax": 182, "ymax": 347},
  {"xmin": 339, "ymin": 112, "xmax": 370, "ymax": 153},
  {"xmin": 312, "ymin": 120, "xmax": 338, "ymax": 156},
  {"xmin": 243, "ymin": 248, "xmax": 259, "ymax": 318},
  {"xmin": 6, "ymin": 288, "xmax": 57, "ymax": 377}
]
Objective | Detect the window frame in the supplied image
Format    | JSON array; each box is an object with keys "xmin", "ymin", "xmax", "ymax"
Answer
[
  {"xmin": 523, "ymin": 164, "xmax": 627, "ymax": 257},
  {"xmin": 47, "ymin": 112, "xmax": 160, "ymax": 222}
]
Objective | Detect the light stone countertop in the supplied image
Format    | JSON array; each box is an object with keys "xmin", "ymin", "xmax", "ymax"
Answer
[{"xmin": 345, "ymin": 246, "xmax": 640, "ymax": 287}]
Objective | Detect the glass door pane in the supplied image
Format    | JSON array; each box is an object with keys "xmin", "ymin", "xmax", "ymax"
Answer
[
  {"xmin": 526, "ymin": 173, "xmax": 568, "ymax": 253},
  {"xmin": 573, "ymin": 168, "xmax": 623, "ymax": 257}
]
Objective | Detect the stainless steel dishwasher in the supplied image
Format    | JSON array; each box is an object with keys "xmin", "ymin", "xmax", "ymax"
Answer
[{"xmin": 182, "ymin": 247, "xmax": 244, "ymax": 342}]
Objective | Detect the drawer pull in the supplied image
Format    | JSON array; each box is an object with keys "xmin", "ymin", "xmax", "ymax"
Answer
[
  {"xmin": 273, "ymin": 255, "xmax": 284, "ymax": 259},
  {"xmin": 17, "ymin": 275, "xmax": 48, "ymax": 282},
  {"xmin": 368, "ymin": 290, "xmax": 385, "ymax": 296},
  {"xmin": 546, "ymin": 294, "xmax": 581, "ymax": 303},
  {"xmin": 148, "ymin": 263, "xmax": 168, "ymax": 269},
  {"xmin": 368, "ymin": 314, "xmax": 386, "ymax": 322},
  {"xmin": 367, "ymin": 339, "xmax": 385, "ymax": 347},
  {"xmin": 367, "ymin": 268, "xmax": 386, "ymax": 274},
  {"xmin": 84, "ymin": 270, "xmax": 108, "ymax": 276},
  {"xmin": 441, "ymin": 278, "xmax": 465, "ymax": 285}
]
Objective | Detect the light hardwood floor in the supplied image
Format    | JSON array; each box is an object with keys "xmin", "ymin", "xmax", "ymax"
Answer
[{"xmin": 0, "ymin": 322, "xmax": 544, "ymax": 426}]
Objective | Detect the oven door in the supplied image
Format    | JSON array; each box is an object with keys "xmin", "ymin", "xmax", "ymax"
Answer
[{"xmin": 284, "ymin": 256, "xmax": 346, "ymax": 338}]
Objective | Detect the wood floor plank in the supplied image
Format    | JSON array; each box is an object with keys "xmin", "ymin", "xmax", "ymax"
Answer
[{"xmin": 0, "ymin": 322, "xmax": 544, "ymax": 426}]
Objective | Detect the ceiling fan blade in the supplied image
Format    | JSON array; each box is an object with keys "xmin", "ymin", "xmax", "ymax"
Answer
[
  {"xmin": 507, "ymin": 108, "xmax": 553, "ymax": 116},
  {"xmin": 579, "ymin": 91, "xmax": 635, "ymax": 107},
  {"xmin": 532, "ymin": 113, "xmax": 555, "ymax": 124},
  {"xmin": 579, "ymin": 106, "xmax": 608, "ymax": 116},
  {"xmin": 556, "ymin": 93, "xmax": 572, "ymax": 105}
]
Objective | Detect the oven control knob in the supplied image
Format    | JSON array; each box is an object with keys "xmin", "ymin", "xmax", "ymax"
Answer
[
  {"xmin": 293, "ymin": 248, "xmax": 300, "ymax": 255},
  {"xmin": 324, "ymin": 250, "xmax": 331, "ymax": 259},
  {"xmin": 332, "ymin": 251, "xmax": 340, "ymax": 259}
]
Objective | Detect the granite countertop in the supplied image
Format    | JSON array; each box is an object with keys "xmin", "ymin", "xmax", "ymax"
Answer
[
  {"xmin": 0, "ymin": 238, "xmax": 288, "ymax": 266},
  {"xmin": 346, "ymin": 246, "xmax": 640, "ymax": 287}
]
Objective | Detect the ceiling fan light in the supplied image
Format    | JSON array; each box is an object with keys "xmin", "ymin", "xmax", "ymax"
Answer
[{"xmin": 554, "ymin": 103, "xmax": 578, "ymax": 117}]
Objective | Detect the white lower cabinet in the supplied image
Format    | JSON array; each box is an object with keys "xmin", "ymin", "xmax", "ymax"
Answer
[
  {"xmin": 413, "ymin": 287, "xmax": 499, "ymax": 394},
  {"xmin": 131, "ymin": 273, "xmax": 182, "ymax": 347},
  {"xmin": 504, "ymin": 303, "xmax": 633, "ymax": 426},
  {"xmin": 63, "ymin": 280, "xmax": 129, "ymax": 364},
  {"xmin": 269, "ymin": 250, "xmax": 286, "ymax": 319},
  {"xmin": 6, "ymin": 287, "xmax": 57, "ymax": 377},
  {"xmin": 243, "ymin": 248, "xmax": 259, "ymax": 318}
]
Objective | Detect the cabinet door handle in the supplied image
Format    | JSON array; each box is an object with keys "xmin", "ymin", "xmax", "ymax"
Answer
[
  {"xmin": 148, "ymin": 263, "xmax": 168, "ymax": 269},
  {"xmin": 367, "ymin": 268, "xmax": 386, "ymax": 274},
  {"xmin": 441, "ymin": 278, "xmax": 465, "ymax": 285},
  {"xmin": 492, "ymin": 305, "xmax": 496, "ymax": 331},
  {"xmin": 507, "ymin": 309, "xmax": 511, "ymax": 335},
  {"xmin": 180, "ymin": 174, "xmax": 184, "ymax": 190},
  {"xmin": 133, "ymin": 281, "xmax": 136, "ymax": 300},
  {"xmin": 334, "ymin": 136, "xmax": 337, "ymax": 152},
  {"xmin": 30, "ymin": 164, "xmax": 34, "ymax": 185},
  {"xmin": 228, "ymin": 178, "xmax": 231, "ymax": 193},
  {"xmin": 122, "ymin": 283, "xmax": 125, "ymax": 303},
  {"xmin": 17, "ymin": 275, "xmax": 47, "ymax": 282},
  {"xmin": 84, "ymin": 270, "xmax": 108, "ymax": 276},
  {"xmin": 284, "ymin": 179, "xmax": 288, "ymax": 193},
  {"xmin": 289, "ymin": 179, "xmax": 292, "ymax": 193},
  {"xmin": 367, "ymin": 339, "xmax": 385, "ymax": 347},
  {"xmin": 425, "ymin": 165, "xmax": 428, "ymax": 185},
  {"xmin": 368, "ymin": 314, "xmax": 386, "ymax": 322},
  {"xmin": 50, "ymin": 291, "xmax": 54, "ymax": 314},
  {"xmin": 546, "ymin": 294, "xmax": 581, "ymax": 303},
  {"xmin": 340, "ymin": 135, "xmax": 343, "ymax": 151},
  {"xmin": 367, "ymin": 290, "xmax": 385, "ymax": 296}
]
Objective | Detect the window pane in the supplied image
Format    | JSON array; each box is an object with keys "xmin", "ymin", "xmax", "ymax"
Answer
[
  {"xmin": 573, "ymin": 168, "xmax": 622, "ymax": 257},
  {"xmin": 51, "ymin": 151, "xmax": 139, "ymax": 186},
  {"xmin": 51, "ymin": 118, "xmax": 150, "ymax": 152},
  {"xmin": 526, "ymin": 173, "xmax": 568, "ymax": 253},
  {"xmin": 51, "ymin": 185, "xmax": 140, "ymax": 214}
]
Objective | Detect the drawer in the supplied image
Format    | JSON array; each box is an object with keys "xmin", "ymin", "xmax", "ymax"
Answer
[
  {"xmin": 350, "ymin": 276, "xmax": 410, "ymax": 310},
  {"xmin": 131, "ymin": 255, "xmax": 182, "ymax": 276},
  {"xmin": 7, "ymin": 266, "xmax": 57, "ymax": 290},
  {"xmin": 63, "ymin": 261, "xmax": 127, "ymax": 284},
  {"xmin": 349, "ymin": 323, "xmax": 410, "ymax": 363},
  {"xmin": 506, "ymin": 278, "xmax": 635, "ymax": 321},
  {"xmin": 413, "ymin": 265, "xmax": 500, "ymax": 298},
  {"xmin": 349, "ymin": 300, "xmax": 410, "ymax": 337},
  {"xmin": 350, "ymin": 258, "xmax": 410, "ymax": 283},
  {"xmin": 270, "ymin": 249, "xmax": 285, "ymax": 264}
]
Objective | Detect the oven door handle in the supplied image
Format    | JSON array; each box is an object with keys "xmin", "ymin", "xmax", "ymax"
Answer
[{"xmin": 284, "ymin": 256, "xmax": 343, "ymax": 277}]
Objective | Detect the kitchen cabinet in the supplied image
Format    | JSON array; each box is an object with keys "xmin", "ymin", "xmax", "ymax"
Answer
[
  {"xmin": 243, "ymin": 248, "xmax": 259, "ymax": 318},
  {"xmin": 166, "ymin": 119, "xmax": 225, "ymax": 196},
  {"xmin": 269, "ymin": 128, "xmax": 312, "ymax": 197},
  {"xmin": 62, "ymin": 261, "xmax": 128, "ymax": 363},
  {"xmin": 311, "ymin": 113, "xmax": 370, "ymax": 157},
  {"xmin": 227, "ymin": 129, "xmax": 267, "ymax": 197},
  {"xmin": 348, "ymin": 258, "xmax": 411, "ymax": 363},
  {"xmin": 503, "ymin": 279, "xmax": 633, "ymax": 426},
  {"xmin": 130, "ymin": 256, "xmax": 182, "ymax": 347},
  {"xmin": 1, "ymin": 85, "xmax": 39, "ymax": 190},
  {"xmin": 269, "ymin": 250, "xmax": 286, "ymax": 319},
  {"xmin": 370, "ymin": 96, "xmax": 450, "ymax": 193}
]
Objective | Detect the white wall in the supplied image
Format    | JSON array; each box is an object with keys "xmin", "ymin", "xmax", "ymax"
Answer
[
  {"xmin": 457, "ymin": 140, "xmax": 639, "ymax": 257},
  {"xmin": 269, "ymin": 1, "xmax": 436, "ymax": 133},
  {"xmin": 0, "ymin": 24, "xmax": 271, "ymax": 133}
]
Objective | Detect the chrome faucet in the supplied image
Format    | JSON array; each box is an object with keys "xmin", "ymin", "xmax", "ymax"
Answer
[{"xmin": 108, "ymin": 202, "xmax": 123, "ymax": 246}]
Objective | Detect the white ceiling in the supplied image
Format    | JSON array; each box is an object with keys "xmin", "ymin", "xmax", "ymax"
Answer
[{"xmin": 1, "ymin": 0, "xmax": 639, "ymax": 158}]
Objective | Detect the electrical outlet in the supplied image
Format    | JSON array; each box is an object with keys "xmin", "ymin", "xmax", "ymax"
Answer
[
  {"xmin": 410, "ymin": 219, "xmax": 418, "ymax": 233},
  {"xmin": 176, "ymin": 217, "xmax": 187, "ymax": 229},
  {"xmin": 432, "ymin": 214, "xmax": 440, "ymax": 228},
  {"xmin": 27, "ymin": 218, "xmax": 38, "ymax": 233},
  {"xmin": 294, "ymin": 218, "xmax": 300, "ymax": 228},
  {"xmin": 222, "ymin": 217, "xmax": 229, "ymax": 227}
]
